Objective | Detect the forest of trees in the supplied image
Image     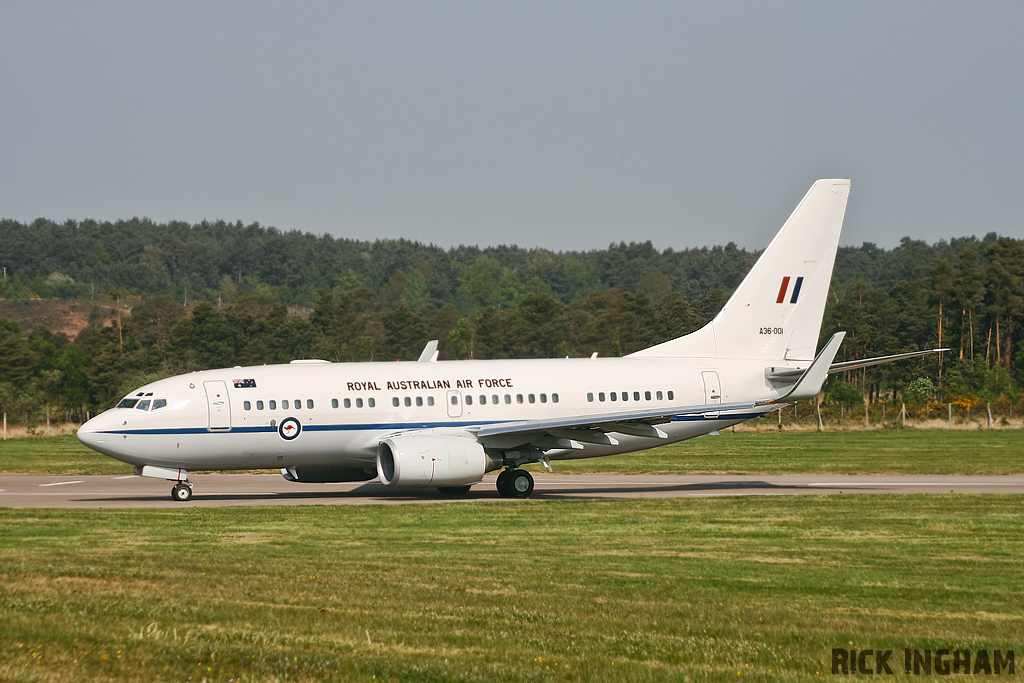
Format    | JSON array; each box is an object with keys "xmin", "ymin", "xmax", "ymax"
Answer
[{"xmin": 0, "ymin": 217, "xmax": 1021, "ymax": 424}]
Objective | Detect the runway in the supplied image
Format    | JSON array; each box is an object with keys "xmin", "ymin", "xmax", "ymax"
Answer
[{"xmin": 2, "ymin": 473, "xmax": 1024, "ymax": 508}]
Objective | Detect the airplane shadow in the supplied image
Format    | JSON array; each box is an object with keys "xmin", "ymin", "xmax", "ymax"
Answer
[{"xmin": 84, "ymin": 479, "xmax": 837, "ymax": 504}]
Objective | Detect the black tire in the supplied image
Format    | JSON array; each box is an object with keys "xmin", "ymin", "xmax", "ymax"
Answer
[
  {"xmin": 508, "ymin": 469, "xmax": 534, "ymax": 498},
  {"xmin": 171, "ymin": 483, "xmax": 193, "ymax": 502},
  {"xmin": 437, "ymin": 485, "xmax": 472, "ymax": 495},
  {"xmin": 496, "ymin": 469, "xmax": 512, "ymax": 497}
]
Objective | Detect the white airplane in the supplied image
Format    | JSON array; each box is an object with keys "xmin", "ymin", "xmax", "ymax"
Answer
[{"xmin": 78, "ymin": 179, "xmax": 943, "ymax": 501}]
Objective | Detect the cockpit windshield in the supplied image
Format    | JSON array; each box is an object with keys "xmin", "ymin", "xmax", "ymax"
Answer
[
  {"xmin": 135, "ymin": 399, "xmax": 151, "ymax": 411},
  {"xmin": 116, "ymin": 398, "xmax": 139, "ymax": 409}
]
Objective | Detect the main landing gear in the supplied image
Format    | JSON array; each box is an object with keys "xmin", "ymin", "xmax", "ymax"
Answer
[
  {"xmin": 171, "ymin": 481, "xmax": 194, "ymax": 502},
  {"xmin": 496, "ymin": 468, "xmax": 534, "ymax": 498}
]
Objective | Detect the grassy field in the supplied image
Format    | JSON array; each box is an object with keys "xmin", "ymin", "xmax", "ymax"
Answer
[
  {"xmin": 2, "ymin": 428, "xmax": 1023, "ymax": 477},
  {"xmin": 1, "ymin": 496, "xmax": 1021, "ymax": 681}
]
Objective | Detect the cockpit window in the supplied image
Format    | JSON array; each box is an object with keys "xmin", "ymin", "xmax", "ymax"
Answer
[
  {"xmin": 152, "ymin": 398, "xmax": 167, "ymax": 410},
  {"xmin": 135, "ymin": 399, "xmax": 151, "ymax": 411},
  {"xmin": 117, "ymin": 398, "xmax": 139, "ymax": 409}
]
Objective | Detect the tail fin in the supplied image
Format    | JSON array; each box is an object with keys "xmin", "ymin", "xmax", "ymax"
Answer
[{"xmin": 630, "ymin": 179, "xmax": 850, "ymax": 361}]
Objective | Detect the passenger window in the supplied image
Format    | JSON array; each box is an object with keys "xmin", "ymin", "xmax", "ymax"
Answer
[
  {"xmin": 331, "ymin": 398, "xmax": 339, "ymax": 409},
  {"xmin": 552, "ymin": 393, "xmax": 559, "ymax": 403},
  {"xmin": 466, "ymin": 395, "xmax": 473, "ymax": 405},
  {"xmin": 668, "ymin": 391, "xmax": 675, "ymax": 400},
  {"xmin": 307, "ymin": 399, "xmax": 314, "ymax": 409},
  {"xmin": 283, "ymin": 400, "xmax": 290, "ymax": 409},
  {"xmin": 345, "ymin": 398, "xmax": 352, "ymax": 408},
  {"xmin": 427, "ymin": 396, "xmax": 435, "ymax": 406},
  {"xmin": 540, "ymin": 394, "xmax": 547, "ymax": 403},
  {"xmin": 621, "ymin": 392, "xmax": 628, "ymax": 401},
  {"xmin": 492, "ymin": 394, "xmax": 498, "ymax": 404},
  {"xmin": 479, "ymin": 395, "xmax": 486, "ymax": 405},
  {"xmin": 633, "ymin": 392, "xmax": 640, "ymax": 401},
  {"xmin": 294, "ymin": 399, "xmax": 301, "ymax": 409},
  {"xmin": 657, "ymin": 391, "xmax": 663, "ymax": 400},
  {"xmin": 528, "ymin": 394, "xmax": 536, "ymax": 404},
  {"xmin": 516, "ymin": 394, "xmax": 523, "ymax": 404},
  {"xmin": 256, "ymin": 400, "xmax": 265, "ymax": 410},
  {"xmin": 368, "ymin": 398, "xmax": 375, "ymax": 408},
  {"xmin": 451, "ymin": 395, "xmax": 458, "ymax": 405},
  {"xmin": 587, "ymin": 392, "xmax": 594, "ymax": 402},
  {"xmin": 244, "ymin": 401, "xmax": 252, "ymax": 411},
  {"xmin": 416, "ymin": 397, "xmax": 423, "ymax": 407},
  {"xmin": 356, "ymin": 398, "xmax": 363, "ymax": 408},
  {"xmin": 504, "ymin": 394, "xmax": 511, "ymax": 404},
  {"xmin": 404, "ymin": 397, "xmax": 412, "ymax": 407},
  {"xmin": 598, "ymin": 392, "xmax": 605, "ymax": 402},
  {"xmin": 392, "ymin": 397, "xmax": 399, "ymax": 407},
  {"xmin": 610, "ymin": 392, "xmax": 617, "ymax": 402},
  {"xmin": 269, "ymin": 400, "xmax": 277, "ymax": 410},
  {"xmin": 136, "ymin": 399, "xmax": 151, "ymax": 411},
  {"xmin": 117, "ymin": 398, "xmax": 139, "ymax": 409},
  {"xmin": 645, "ymin": 391, "xmax": 651, "ymax": 401}
]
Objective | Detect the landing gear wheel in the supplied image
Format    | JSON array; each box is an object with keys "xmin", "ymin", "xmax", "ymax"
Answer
[
  {"xmin": 171, "ymin": 482, "xmax": 193, "ymax": 502},
  {"xmin": 507, "ymin": 469, "xmax": 534, "ymax": 498},
  {"xmin": 496, "ymin": 469, "xmax": 513, "ymax": 497},
  {"xmin": 437, "ymin": 485, "xmax": 472, "ymax": 495}
]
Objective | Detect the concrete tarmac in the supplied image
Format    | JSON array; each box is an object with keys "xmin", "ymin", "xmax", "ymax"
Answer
[{"xmin": 2, "ymin": 473, "xmax": 1024, "ymax": 508}]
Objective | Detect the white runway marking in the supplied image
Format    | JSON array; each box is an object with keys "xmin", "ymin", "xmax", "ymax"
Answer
[
  {"xmin": 38, "ymin": 481, "xmax": 84, "ymax": 487},
  {"xmin": 114, "ymin": 475, "xmax": 137, "ymax": 479},
  {"xmin": 810, "ymin": 482, "xmax": 999, "ymax": 487}
]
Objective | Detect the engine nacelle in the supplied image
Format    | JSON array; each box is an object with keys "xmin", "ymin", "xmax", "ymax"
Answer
[
  {"xmin": 376, "ymin": 432, "xmax": 494, "ymax": 487},
  {"xmin": 281, "ymin": 467, "xmax": 376, "ymax": 483}
]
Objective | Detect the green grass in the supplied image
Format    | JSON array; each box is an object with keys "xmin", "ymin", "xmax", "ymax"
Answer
[
  {"xmin": 544, "ymin": 428, "xmax": 1024, "ymax": 476},
  {"xmin": 4, "ymin": 429, "xmax": 1022, "ymax": 477},
  {"xmin": 0, "ymin": 436, "xmax": 121, "ymax": 475},
  {"xmin": 1, "ymin": 496, "xmax": 1021, "ymax": 681}
]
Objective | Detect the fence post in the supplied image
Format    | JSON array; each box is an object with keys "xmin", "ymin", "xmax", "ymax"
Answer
[
  {"xmin": 987, "ymin": 402, "xmax": 993, "ymax": 428},
  {"xmin": 948, "ymin": 403, "xmax": 952, "ymax": 428},
  {"xmin": 900, "ymin": 403, "xmax": 906, "ymax": 427},
  {"xmin": 864, "ymin": 401, "xmax": 869, "ymax": 428},
  {"xmin": 2, "ymin": 413, "xmax": 5, "ymax": 441},
  {"xmin": 816, "ymin": 399, "xmax": 824, "ymax": 432}
]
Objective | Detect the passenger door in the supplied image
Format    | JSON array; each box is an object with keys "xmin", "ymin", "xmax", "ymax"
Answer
[
  {"xmin": 701, "ymin": 371, "xmax": 721, "ymax": 418},
  {"xmin": 204, "ymin": 380, "xmax": 231, "ymax": 430}
]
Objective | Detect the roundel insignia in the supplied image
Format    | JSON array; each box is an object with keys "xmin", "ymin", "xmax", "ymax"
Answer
[{"xmin": 278, "ymin": 417, "xmax": 302, "ymax": 441}]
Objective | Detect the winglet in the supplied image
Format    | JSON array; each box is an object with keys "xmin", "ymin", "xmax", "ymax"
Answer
[
  {"xmin": 417, "ymin": 340, "xmax": 439, "ymax": 363},
  {"xmin": 759, "ymin": 331, "xmax": 846, "ymax": 404}
]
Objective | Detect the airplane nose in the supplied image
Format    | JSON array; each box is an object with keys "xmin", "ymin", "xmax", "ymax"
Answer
[{"xmin": 77, "ymin": 414, "xmax": 117, "ymax": 456}]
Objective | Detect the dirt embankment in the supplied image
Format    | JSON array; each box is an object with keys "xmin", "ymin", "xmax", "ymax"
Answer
[{"xmin": 0, "ymin": 299, "xmax": 116, "ymax": 339}]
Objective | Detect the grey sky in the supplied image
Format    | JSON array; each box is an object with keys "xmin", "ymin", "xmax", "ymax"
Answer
[{"xmin": 1, "ymin": 1, "xmax": 1021, "ymax": 252}]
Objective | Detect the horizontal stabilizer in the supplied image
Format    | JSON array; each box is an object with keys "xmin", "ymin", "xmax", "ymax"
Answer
[
  {"xmin": 758, "ymin": 332, "xmax": 845, "ymax": 404},
  {"xmin": 765, "ymin": 347, "xmax": 948, "ymax": 381}
]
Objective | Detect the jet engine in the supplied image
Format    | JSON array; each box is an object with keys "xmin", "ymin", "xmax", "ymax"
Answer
[
  {"xmin": 376, "ymin": 432, "xmax": 496, "ymax": 487},
  {"xmin": 281, "ymin": 466, "xmax": 376, "ymax": 483}
]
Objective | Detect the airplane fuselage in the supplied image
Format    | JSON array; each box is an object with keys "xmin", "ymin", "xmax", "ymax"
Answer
[{"xmin": 77, "ymin": 354, "xmax": 785, "ymax": 472}]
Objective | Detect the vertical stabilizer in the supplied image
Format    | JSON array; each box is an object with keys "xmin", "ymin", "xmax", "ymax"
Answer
[{"xmin": 630, "ymin": 179, "xmax": 850, "ymax": 361}]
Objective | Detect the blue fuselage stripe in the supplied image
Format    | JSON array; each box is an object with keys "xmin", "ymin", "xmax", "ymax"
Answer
[{"xmin": 92, "ymin": 413, "xmax": 767, "ymax": 437}]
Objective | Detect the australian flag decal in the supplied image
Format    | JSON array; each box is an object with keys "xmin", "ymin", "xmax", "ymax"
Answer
[
  {"xmin": 233, "ymin": 379, "xmax": 257, "ymax": 389},
  {"xmin": 776, "ymin": 276, "xmax": 804, "ymax": 304}
]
